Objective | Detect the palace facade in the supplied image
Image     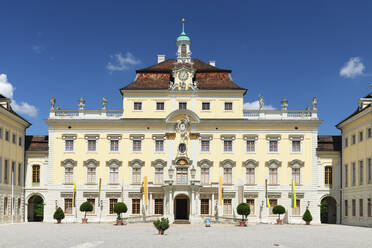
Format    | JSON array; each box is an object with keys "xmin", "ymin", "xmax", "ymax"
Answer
[
  {"xmin": 0, "ymin": 94, "xmax": 31, "ymax": 223},
  {"xmin": 22, "ymin": 24, "xmax": 337, "ymax": 224}
]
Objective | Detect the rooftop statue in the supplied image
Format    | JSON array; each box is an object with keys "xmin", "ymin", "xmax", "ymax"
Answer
[{"xmin": 258, "ymin": 94, "xmax": 264, "ymax": 111}]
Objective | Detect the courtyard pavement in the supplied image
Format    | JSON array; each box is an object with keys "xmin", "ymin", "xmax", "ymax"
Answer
[{"xmin": 0, "ymin": 222, "xmax": 371, "ymax": 248}]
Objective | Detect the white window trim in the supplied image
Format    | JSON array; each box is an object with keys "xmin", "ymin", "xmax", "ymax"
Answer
[
  {"xmin": 201, "ymin": 101, "xmax": 211, "ymax": 111},
  {"xmin": 133, "ymin": 101, "xmax": 143, "ymax": 111},
  {"xmin": 155, "ymin": 101, "xmax": 165, "ymax": 111},
  {"xmin": 266, "ymin": 159, "xmax": 281, "ymax": 185}
]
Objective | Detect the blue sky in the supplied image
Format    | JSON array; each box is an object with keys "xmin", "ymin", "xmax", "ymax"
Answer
[{"xmin": 1, "ymin": 0, "xmax": 371, "ymax": 135}]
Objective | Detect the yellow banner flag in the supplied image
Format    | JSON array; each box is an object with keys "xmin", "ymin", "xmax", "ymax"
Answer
[
  {"xmin": 292, "ymin": 179, "xmax": 297, "ymax": 208},
  {"xmin": 219, "ymin": 176, "xmax": 223, "ymax": 206},
  {"xmin": 72, "ymin": 181, "xmax": 76, "ymax": 207},
  {"xmin": 143, "ymin": 176, "xmax": 148, "ymax": 206},
  {"xmin": 265, "ymin": 179, "xmax": 271, "ymax": 208}
]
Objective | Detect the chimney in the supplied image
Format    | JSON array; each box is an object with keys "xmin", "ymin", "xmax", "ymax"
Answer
[
  {"xmin": 209, "ymin": 61, "xmax": 216, "ymax": 67},
  {"xmin": 157, "ymin": 54, "xmax": 166, "ymax": 64}
]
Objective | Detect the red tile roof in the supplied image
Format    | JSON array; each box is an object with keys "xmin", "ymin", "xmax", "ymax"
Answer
[
  {"xmin": 25, "ymin": 135, "xmax": 48, "ymax": 152},
  {"xmin": 317, "ymin": 136, "xmax": 342, "ymax": 152},
  {"xmin": 121, "ymin": 59, "xmax": 245, "ymax": 92}
]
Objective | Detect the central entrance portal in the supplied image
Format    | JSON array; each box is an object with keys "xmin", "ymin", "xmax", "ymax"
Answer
[{"xmin": 174, "ymin": 194, "xmax": 190, "ymax": 220}]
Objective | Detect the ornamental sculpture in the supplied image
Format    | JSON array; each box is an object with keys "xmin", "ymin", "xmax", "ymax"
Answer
[
  {"xmin": 312, "ymin": 96, "xmax": 317, "ymax": 111},
  {"xmin": 258, "ymin": 94, "xmax": 264, "ymax": 110},
  {"xmin": 78, "ymin": 97, "xmax": 85, "ymax": 110},
  {"xmin": 176, "ymin": 115, "xmax": 190, "ymax": 140},
  {"xmin": 102, "ymin": 96, "xmax": 107, "ymax": 110},
  {"xmin": 50, "ymin": 96, "xmax": 56, "ymax": 110}
]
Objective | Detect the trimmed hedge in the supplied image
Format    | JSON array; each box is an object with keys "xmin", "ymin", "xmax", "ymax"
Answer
[{"xmin": 237, "ymin": 203, "xmax": 251, "ymax": 221}]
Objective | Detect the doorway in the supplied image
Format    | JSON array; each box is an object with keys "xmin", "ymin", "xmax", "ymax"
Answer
[
  {"xmin": 28, "ymin": 195, "xmax": 44, "ymax": 222},
  {"xmin": 320, "ymin": 196, "xmax": 337, "ymax": 224},
  {"xmin": 174, "ymin": 194, "xmax": 189, "ymax": 220}
]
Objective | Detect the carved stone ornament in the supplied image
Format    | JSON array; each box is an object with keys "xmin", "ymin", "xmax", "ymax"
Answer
[
  {"xmin": 78, "ymin": 97, "xmax": 85, "ymax": 110},
  {"xmin": 102, "ymin": 96, "xmax": 107, "ymax": 110},
  {"xmin": 312, "ymin": 96, "xmax": 317, "ymax": 110},
  {"xmin": 50, "ymin": 96, "xmax": 56, "ymax": 110},
  {"xmin": 281, "ymin": 98, "xmax": 288, "ymax": 110},
  {"xmin": 258, "ymin": 94, "xmax": 264, "ymax": 110},
  {"xmin": 176, "ymin": 115, "xmax": 190, "ymax": 139}
]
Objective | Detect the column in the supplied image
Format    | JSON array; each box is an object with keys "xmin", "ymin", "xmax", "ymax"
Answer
[
  {"xmin": 149, "ymin": 193, "xmax": 153, "ymax": 215},
  {"xmin": 211, "ymin": 193, "xmax": 215, "ymax": 216}
]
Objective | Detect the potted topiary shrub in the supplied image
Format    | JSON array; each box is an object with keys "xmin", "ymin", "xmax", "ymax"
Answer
[
  {"xmin": 302, "ymin": 209, "xmax": 313, "ymax": 225},
  {"xmin": 53, "ymin": 207, "xmax": 65, "ymax": 224},
  {"xmin": 113, "ymin": 202, "xmax": 127, "ymax": 225},
  {"xmin": 236, "ymin": 203, "xmax": 250, "ymax": 227},
  {"xmin": 153, "ymin": 217, "xmax": 170, "ymax": 235},
  {"xmin": 272, "ymin": 205, "xmax": 285, "ymax": 224},
  {"xmin": 80, "ymin": 201, "xmax": 93, "ymax": 224}
]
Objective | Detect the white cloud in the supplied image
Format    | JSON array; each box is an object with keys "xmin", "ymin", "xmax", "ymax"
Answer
[
  {"xmin": 106, "ymin": 52, "xmax": 141, "ymax": 72},
  {"xmin": 340, "ymin": 57, "xmax": 365, "ymax": 78},
  {"xmin": 11, "ymin": 100, "xmax": 38, "ymax": 117},
  {"xmin": 0, "ymin": 73, "xmax": 38, "ymax": 117},
  {"xmin": 243, "ymin": 100, "xmax": 275, "ymax": 110},
  {"xmin": 0, "ymin": 74, "xmax": 15, "ymax": 98}
]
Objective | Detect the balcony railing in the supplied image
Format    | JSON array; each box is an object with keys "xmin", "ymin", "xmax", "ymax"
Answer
[
  {"xmin": 50, "ymin": 109, "xmax": 123, "ymax": 119},
  {"xmin": 243, "ymin": 110, "xmax": 317, "ymax": 120}
]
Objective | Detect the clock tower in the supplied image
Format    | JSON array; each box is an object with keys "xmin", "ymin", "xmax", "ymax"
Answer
[{"xmin": 176, "ymin": 18, "xmax": 192, "ymax": 63}]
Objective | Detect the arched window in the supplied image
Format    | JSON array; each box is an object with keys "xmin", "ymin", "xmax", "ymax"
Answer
[
  {"xmin": 289, "ymin": 159, "xmax": 304, "ymax": 185},
  {"xmin": 181, "ymin": 44, "xmax": 187, "ymax": 57},
  {"xmin": 84, "ymin": 159, "xmax": 99, "ymax": 184},
  {"xmin": 220, "ymin": 159, "xmax": 236, "ymax": 185},
  {"xmin": 243, "ymin": 160, "xmax": 258, "ymax": 185},
  {"xmin": 32, "ymin": 165, "xmax": 40, "ymax": 183},
  {"xmin": 61, "ymin": 159, "xmax": 76, "ymax": 184},
  {"xmin": 198, "ymin": 159, "xmax": 213, "ymax": 185},
  {"xmin": 151, "ymin": 159, "xmax": 167, "ymax": 185},
  {"xmin": 107, "ymin": 159, "xmax": 122, "ymax": 184},
  {"xmin": 129, "ymin": 159, "xmax": 145, "ymax": 184},
  {"xmin": 266, "ymin": 159, "xmax": 281, "ymax": 185}
]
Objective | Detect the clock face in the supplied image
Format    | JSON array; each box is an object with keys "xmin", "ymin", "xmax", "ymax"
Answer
[
  {"xmin": 178, "ymin": 143, "xmax": 187, "ymax": 153},
  {"xmin": 178, "ymin": 70, "xmax": 188, "ymax": 81},
  {"xmin": 179, "ymin": 123, "xmax": 186, "ymax": 131}
]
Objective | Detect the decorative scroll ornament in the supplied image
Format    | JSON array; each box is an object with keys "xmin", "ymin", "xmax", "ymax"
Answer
[{"xmin": 176, "ymin": 115, "xmax": 190, "ymax": 139}]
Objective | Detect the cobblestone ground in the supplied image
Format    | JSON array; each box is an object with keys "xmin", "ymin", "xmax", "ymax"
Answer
[{"xmin": 0, "ymin": 223, "xmax": 371, "ymax": 248}]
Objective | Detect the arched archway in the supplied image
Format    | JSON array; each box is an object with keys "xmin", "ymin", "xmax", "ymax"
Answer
[
  {"xmin": 174, "ymin": 194, "xmax": 190, "ymax": 220},
  {"xmin": 320, "ymin": 196, "xmax": 337, "ymax": 224},
  {"xmin": 27, "ymin": 195, "xmax": 44, "ymax": 222}
]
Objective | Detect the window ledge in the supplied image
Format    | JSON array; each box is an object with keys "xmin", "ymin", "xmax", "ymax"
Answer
[
  {"xmin": 108, "ymin": 183, "xmax": 120, "ymax": 185},
  {"xmin": 245, "ymin": 184, "xmax": 257, "ymax": 186},
  {"xmin": 290, "ymin": 152, "xmax": 302, "ymax": 154},
  {"xmin": 64, "ymin": 151, "xmax": 75, "ymax": 154},
  {"xmin": 200, "ymin": 152, "xmax": 211, "ymax": 154},
  {"xmin": 63, "ymin": 183, "xmax": 73, "ymax": 185},
  {"xmin": 132, "ymin": 151, "xmax": 143, "ymax": 154},
  {"xmin": 109, "ymin": 151, "xmax": 120, "ymax": 154},
  {"xmin": 268, "ymin": 184, "xmax": 280, "ymax": 186},
  {"xmin": 268, "ymin": 152, "xmax": 279, "ymax": 154},
  {"xmin": 86, "ymin": 183, "xmax": 98, "ymax": 185},
  {"xmin": 245, "ymin": 152, "xmax": 256, "ymax": 154}
]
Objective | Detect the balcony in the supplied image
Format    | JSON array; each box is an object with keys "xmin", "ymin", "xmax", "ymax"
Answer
[
  {"xmin": 49, "ymin": 109, "xmax": 123, "ymax": 120},
  {"xmin": 243, "ymin": 110, "xmax": 317, "ymax": 120}
]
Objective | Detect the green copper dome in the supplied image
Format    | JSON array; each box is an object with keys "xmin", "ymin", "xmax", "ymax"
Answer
[{"xmin": 176, "ymin": 19, "xmax": 190, "ymax": 41}]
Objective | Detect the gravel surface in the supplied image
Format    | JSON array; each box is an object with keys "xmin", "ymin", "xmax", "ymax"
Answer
[{"xmin": 0, "ymin": 222, "xmax": 371, "ymax": 248}]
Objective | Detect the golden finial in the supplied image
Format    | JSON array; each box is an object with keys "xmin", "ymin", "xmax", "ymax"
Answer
[{"xmin": 182, "ymin": 18, "xmax": 185, "ymax": 23}]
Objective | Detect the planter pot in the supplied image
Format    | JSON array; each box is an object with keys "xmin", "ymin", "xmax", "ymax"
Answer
[
  {"xmin": 305, "ymin": 221, "xmax": 310, "ymax": 225},
  {"xmin": 82, "ymin": 218, "xmax": 88, "ymax": 224},
  {"xmin": 116, "ymin": 219, "xmax": 123, "ymax": 226},
  {"xmin": 57, "ymin": 219, "xmax": 61, "ymax": 224},
  {"xmin": 276, "ymin": 219, "xmax": 283, "ymax": 225},
  {"xmin": 239, "ymin": 220, "xmax": 247, "ymax": 227},
  {"xmin": 158, "ymin": 230, "xmax": 164, "ymax": 235}
]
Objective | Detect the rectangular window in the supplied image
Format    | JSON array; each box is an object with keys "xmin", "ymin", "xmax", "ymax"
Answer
[
  {"xmin": 201, "ymin": 199, "xmax": 209, "ymax": 215},
  {"xmin": 292, "ymin": 168, "xmax": 301, "ymax": 185},
  {"xmin": 345, "ymin": 165, "xmax": 349, "ymax": 187},
  {"xmin": 88, "ymin": 140, "xmax": 96, "ymax": 152},
  {"xmin": 133, "ymin": 102, "xmax": 142, "ymax": 110},
  {"xmin": 352, "ymin": 199, "xmax": 356, "ymax": 216},
  {"xmin": 132, "ymin": 199, "xmax": 140, "ymax": 214},
  {"xmin": 269, "ymin": 168, "xmax": 278, "ymax": 184},
  {"xmin": 0, "ymin": 127, "xmax": 2, "ymax": 139},
  {"xmin": 352, "ymin": 134, "xmax": 356, "ymax": 144},
  {"xmin": 179, "ymin": 102, "xmax": 187, "ymax": 110},
  {"xmin": 367, "ymin": 128, "xmax": 372, "ymax": 138},
  {"xmin": 154, "ymin": 167, "xmax": 163, "ymax": 184},
  {"xmin": 325, "ymin": 166, "xmax": 332, "ymax": 185},
  {"xmin": 359, "ymin": 160, "xmax": 364, "ymax": 185},
  {"xmin": 202, "ymin": 102, "xmax": 210, "ymax": 111},
  {"xmin": 18, "ymin": 163, "xmax": 21, "ymax": 186},
  {"xmin": 18, "ymin": 136, "xmax": 22, "ymax": 146},
  {"xmin": 109, "ymin": 167, "xmax": 119, "ymax": 184},
  {"xmin": 292, "ymin": 199, "xmax": 301, "ymax": 216},
  {"xmin": 246, "ymin": 199, "xmax": 255, "ymax": 215},
  {"xmin": 65, "ymin": 140, "xmax": 74, "ymax": 151},
  {"xmin": 87, "ymin": 198, "xmax": 95, "ymax": 214},
  {"xmin": 156, "ymin": 102, "xmax": 164, "ymax": 111},
  {"xmin": 176, "ymin": 167, "xmax": 188, "ymax": 184},
  {"xmin": 292, "ymin": 140, "xmax": 301, "ymax": 152},
  {"xmin": 368, "ymin": 198, "xmax": 371, "ymax": 217},
  {"xmin": 269, "ymin": 140, "xmax": 278, "ymax": 152},
  {"xmin": 5, "ymin": 130, "xmax": 9, "ymax": 141},
  {"xmin": 269, "ymin": 199, "xmax": 278, "ymax": 215},
  {"xmin": 64, "ymin": 198, "xmax": 72, "ymax": 214},
  {"xmin": 110, "ymin": 139, "xmax": 119, "ymax": 152},
  {"xmin": 11, "ymin": 162, "xmax": 15, "ymax": 184},
  {"xmin": 359, "ymin": 199, "xmax": 363, "ymax": 217},
  {"xmin": 4, "ymin": 160, "xmax": 8, "ymax": 184},
  {"xmin": 223, "ymin": 199, "xmax": 232, "ymax": 215},
  {"xmin": 3, "ymin": 197, "xmax": 8, "ymax": 215},
  {"xmin": 87, "ymin": 167, "xmax": 96, "ymax": 184},
  {"xmin": 109, "ymin": 199, "xmax": 118, "ymax": 214},
  {"xmin": 224, "ymin": 102, "xmax": 233, "ymax": 111},
  {"xmin": 133, "ymin": 140, "xmax": 142, "ymax": 152},
  {"xmin": 345, "ymin": 137, "xmax": 348, "ymax": 147},
  {"xmin": 345, "ymin": 200, "xmax": 348, "ymax": 217},
  {"xmin": 359, "ymin": 131, "xmax": 363, "ymax": 142},
  {"xmin": 223, "ymin": 140, "xmax": 232, "ymax": 152},
  {"xmin": 155, "ymin": 140, "xmax": 164, "ymax": 152},
  {"xmin": 132, "ymin": 168, "xmax": 141, "ymax": 184},
  {"xmin": 246, "ymin": 140, "xmax": 255, "ymax": 152},
  {"xmin": 12, "ymin": 134, "xmax": 16, "ymax": 144},
  {"xmin": 352, "ymin": 162, "xmax": 356, "ymax": 186},
  {"xmin": 155, "ymin": 199, "xmax": 164, "ymax": 215},
  {"xmin": 65, "ymin": 167, "xmax": 73, "ymax": 184},
  {"xmin": 368, "ymin": 158, "xmax": 372, "ymax": 184},
  {"xmin": 201, "ymin": 140, "xmax": 210, "ymax": 152},
  {"xmin": 223, "ymin": 168, "xmax": 232, "ymax": 184},
  {"xmin": 246, "ymin": 168, "xmax": 255, "ymax": 184},
  {"xmin": 200, "ymin": 168, "xmax": 209, "ymax": 185},
  {"xmin": 32, "ymin": 165, "xmax": 40, "ymax": 183}
]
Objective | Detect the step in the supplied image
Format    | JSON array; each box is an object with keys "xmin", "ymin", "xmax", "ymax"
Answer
[{"xmin": 174, "ymin": 219, "xmax": 191, "ymax": 224}]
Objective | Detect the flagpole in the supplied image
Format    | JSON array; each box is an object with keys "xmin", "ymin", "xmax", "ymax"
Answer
[
  {"xmin": 98, "ymin": 178, "xmax": 102, "ymax": 224},
  {"xmin": 11, "ymin": 168, "xmax": 14, "ymax": 224}
]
